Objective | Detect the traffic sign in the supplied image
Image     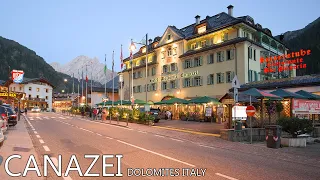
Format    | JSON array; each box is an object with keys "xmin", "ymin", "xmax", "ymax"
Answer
[
  {"xmin": 232, "ymin": 75, "xmax": 240, "ymax": 88},
  {"xmin": 246, "ymin": 105, "xmax": 256, "ymax": 117}
]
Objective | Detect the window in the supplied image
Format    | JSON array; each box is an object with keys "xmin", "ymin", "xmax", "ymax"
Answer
[
  {"xmin": 254, "ymin": 71, "xmax": 258, "ymax": 81},
  {"xmin": 133, "ymin": 86, "xmax": 136, "ymax": 93},
  {"xmin": 167, "ymin": 34, "xmax": 171, "ymax": 40},
  {"xmin": 217, "ymin": 51, "xmax": 224, "ymax": 62},
  {"xmin": 46, "ymin": 89, "xmax": 49, "ymax": 93},
  {"xmin": 36, "ymin": 95, "xmax": 39, "ymax": 98},
  {"xmin": 163, "ymin": 65, "xmax": 169, "ymax": 73},
  {"xmin": 249, "ymin": 70, "xmax": 253, "ymax": 82},
  {"xmin": 194, "ymin": 57, "xmax": 202, "ymax": 67},
  {"xmin": 29, "ymin": 87, "xmax": 32, "ymax": 91},
  {"xmin": 191, "ymin": 43, "xmax": 197, "ymax": 50},
  {"xmin": 207, "ymin": 74, "xmax": 214, "ymax": 85},
  {"xmin": 45, "ymin": 96, "xmax": 48, "ymax": 100},
  {"xmin": 29, "ymin": 94, "xmax": 31, "ymax": 98},
  {"xmin": 13, "ymin": 87, "xmax": 16, "ymax": 91},
  {"xmin": 161, "ymin": 51, "xmax": 165, "ymax": 59},
  {"xmin": 248, "ymin": 47, "xmax": 253, "ymax": 59},
  {"xmin": 137, "ymin": 86, "xmax": 141, "ymax": 93},
  {"xmin": 226, "ymin": 49, "xmax": 234, "ymax": 60},
  {"xmin": 151, "ymin": 83, "xmax": 156, "ymax": 91},
  {"xmin": 170, "ymin": 63, "xmax": 177, "ymax": 72},
  {"xmin": 141, "ymin": 58, "xmax": 146, "ymax": 65},
  {"xmin": 217, "ymin": 73, "xmax": 224, "ymax": 83},
  {"xmin": 173, "ymin": 47, "xmax": 177, "ymax": 56},
  {"xmin": 137, "ymin": 71, "xmax": 142, "ymax": 78},
  {"xmin": 184, "ymin": 59, "xmax": 192, "ymax": 69},
  {"xmin": 162, "ymin": 82, "xmax": 167, "ymax": 90},
  {"xmin": 226, "ymin": 71, "xmax": 234, "ymax": 83},
  {"xmin": 207, "ymin": 54, "xmax": 214, "ymax": 64},
  {"xmin": 151, "ymin": 67, "xmax": 156, "ymax": 76},
  {"xmin": 194, "ymin": 76, "xmax": 202, "ymax": 86},
  {"xmin": 133, "ymin": 72, "xmax": 136, "ymax": 79},
  {"xmin": 198, "ymin": 26, "xmax": 206, "ymax": 34},
  {"xmin": 254, "ymin": 49, "xmax": 256, "ymax": 61},
  {"xmin": 184, "ymin": 78, "xmax": 191, "ymax": 87},
  {"xmin": 170, "ymin": 80, "xmax": 176, "ymax": 89},
  {"xmin": 200, "ymin": 40, "xmax": 206, "ymax": 48},
  {"xmin": 167, "ymin": 47, "xmax": 172, "ymax": 56},
  {"xmin": 37, "ymin": 88, "xmax": 40, "ymax": 92}
]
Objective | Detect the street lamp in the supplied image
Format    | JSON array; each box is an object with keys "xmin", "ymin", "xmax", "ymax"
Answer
[
  {"xmin": 64, "ymin": 78, "xmax": 69, "ymax": 100},
  {"xmin": 130, "ymin": 34, "xmax": 149, "ymax": 103}
]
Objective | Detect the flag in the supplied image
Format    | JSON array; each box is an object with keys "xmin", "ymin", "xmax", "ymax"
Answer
[
  {"xmin": 120, "ymin": 45, "xmax": 123, "ymax": 69},
  {"xmin": 104, "ymin": 54, "xmax": 107, "ymax": 75},
  {"xmin": 86, "ymin": 75, "xmax": 88, "ymax": 82}
]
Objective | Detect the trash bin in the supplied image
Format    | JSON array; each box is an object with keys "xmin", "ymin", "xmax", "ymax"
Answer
[
  {"xmin": 235, "ymin": 120, "xmax": 242, "ymax": 131},
  {"xmin": 265, "ymin": 125, "xmax": 282, "ymax": 148}
]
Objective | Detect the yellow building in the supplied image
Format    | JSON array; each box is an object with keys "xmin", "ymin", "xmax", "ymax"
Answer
[{"xmin": 120, "ymin": 5, "xmax": 294, "ymax": 103}]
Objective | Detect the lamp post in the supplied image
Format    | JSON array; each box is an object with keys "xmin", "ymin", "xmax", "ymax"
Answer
[{"xmin": 130, "ymin": 34, "xmax": 149, "ymax": 103}]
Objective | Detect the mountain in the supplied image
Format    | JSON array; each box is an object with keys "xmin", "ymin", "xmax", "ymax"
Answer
[
  {"xmin": 0, "ymin": 36, "xmax": 74, "ymax": 92},
  {"xmin": 50, "ymin": 56, "xmax": 117, "ymax": 85},
  {"xmin": 275, "ymin": 17, "xmax": 320, "ymax": 75}
]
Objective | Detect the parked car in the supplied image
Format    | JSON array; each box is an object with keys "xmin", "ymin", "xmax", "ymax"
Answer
[
  {"xmin": 31, "ymin": 106, "xmax": 41, "ymax": 113},
  {"xmin": 139, "ymin": 108, "xmax": 161, "ymax": 123},
  {"xmin": 2, "ymin": 105, "xmax": 18, "ymax": 126},
  {"xmin": 0, "ymin": 106, "xmax": 8, "ymax": 133},
  {"xmin": 0, "ymin": 126, "xmax": 4, "ymax": 148}
]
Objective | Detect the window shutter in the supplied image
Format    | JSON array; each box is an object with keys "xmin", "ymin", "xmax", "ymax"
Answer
[
  {"xmin": 207, "ymin": 55, "xmax": 210, "ymax": 64},
  {"xmin": 232, "ymin": 72, "xmax": 235, "ymax": 80},
  {"xmin": 183, "ymin": 79, "xmax": 186, "ymax": 87},
  {"xmin": 206, "ymin": 40, "xmax": 209, "ymax": 46},
  {"xmin": 212, "ymin": 53, "xmax": 214, "ymax": 63},
  {"xmin": 221, "ymin": 73, "xmax": 225, "ymax": 83},
  {"xmin": 176, "ymin": 79, "xmax": 179, "ymax": 88},
  {"xmin": 207, "ymin": 75, "xmax": 210, "ymax": 85},
  {"xmin": 222, "ymin": 51, "xmax": 225, "ymax": 61},
  {"xmin": 183, "ymin": 61, "xmax": 186, "ymax": 69},
  {"xmin": 200, "ymin": 76, "xmax": 203, "ymax": 86},
  {"xmin": 191, "ymin": 78, "xmax": 194, "ymax": 86},
  {"xmin": 231, "ymin": 49, "xmax": 235, "ymax": 60},
  {"xmin": 191, "ymin": 59, "xmax": 194, "ymax": 67},
  {"xmin": 175, "ymin": 63, "xmax": 178, "ymax": 71},
  {"xmin": 200, "ymin": 56, "xmax": 203, "ymax": 66}
]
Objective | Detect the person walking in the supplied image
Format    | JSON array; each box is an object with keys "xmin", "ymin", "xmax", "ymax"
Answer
[
  {"xmin": 24, "ymin": 108, "xmax": 28, "ymax": 115},
  {"xmin": 93, "ymin": 108, "xmax": 98, "ymax": 120}
]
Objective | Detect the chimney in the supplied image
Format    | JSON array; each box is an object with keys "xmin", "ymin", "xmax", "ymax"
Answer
[
  {"xmin": 148, "ymin": 39, "xmax": 152, "ymax": 44},
  {"xmin": 227, "ymin": 5, "xmax": 234, "ymax": 16},
  {"xmin": 195, "ymin": 15, "xmax": 200, "ymax": 25}
]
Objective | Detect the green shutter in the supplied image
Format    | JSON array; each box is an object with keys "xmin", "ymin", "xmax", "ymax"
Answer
[
  {"xmin": 183, "ymin": 79, "xmax": 186, "ymax": 87},
  {"xmin": 183, "ymin": 61, "xmax": 186, "ymax": 69},
  {"xmin": 221, "ymin": 73, "xmax": 225, "ymax": 83},
  {"xmin": 207, "ymin": 75, "xmax": 210, "ymax": 85},
  {"xmin": 207, "ymin": 55, "xmax": 210, "ymax": 64},
  {"xmin": 200, "ymin": 76, "xmax": 203, "ymax": 86},
  {"xmin": 200, "ymin": 56, "xmax": 203, "ymax": 66},
  {"xmin": 231, "ymin": 49, "xmax": 234, "ymax": 60},
  {"xmin": 191, "ymin": 78, "xmax": 194, "ymax": 86},
  {"xmin": 222, "ymin": 51, "xmax": 225, "ymax": 61}
]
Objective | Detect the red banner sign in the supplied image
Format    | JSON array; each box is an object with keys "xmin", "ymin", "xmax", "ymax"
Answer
[
  {"xmin": 292, "ymin": 99, "xmax": 320, "ymax": 114},
  {"xmin": 260, "ymin": 49, "xmax": 311, "ymax": 74}
]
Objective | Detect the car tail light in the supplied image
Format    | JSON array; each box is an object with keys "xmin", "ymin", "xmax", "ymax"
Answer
[{"xmin": 1, "ymin": 113, "xmax": 6, "ymax": 119}]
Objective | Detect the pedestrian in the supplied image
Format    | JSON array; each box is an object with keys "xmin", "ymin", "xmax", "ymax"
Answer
[
  {"xmin": 166, "ymin": 110, "xmax": 171, "ymax": 120},
  {"xmin": 81, "ymin": 107, "xmax": 85, "ymax": 118},
  {"xmin": 93, "ymin": 108, "xmax": 98, "ymax": 120},
  {"xmin": 24, "ymin": 108, "xmax": 28, "ymax": 115}
]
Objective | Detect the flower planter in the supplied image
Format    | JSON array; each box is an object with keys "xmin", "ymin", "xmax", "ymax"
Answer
[
  {"xmin": 180, "ymin": 116, "xmax": 187, "ymax": 121},
  {"xmin": 281, "ymin": 137, "xmax": 306, "ymax": 147}
]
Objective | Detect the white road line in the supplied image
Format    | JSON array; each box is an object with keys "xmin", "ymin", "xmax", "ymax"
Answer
[
  {"xmin": 76, "ymin": 118, "xmax": 133, "ymax": 131},
  {"xmin": 154, "ymin": 135, "xmax": 164, "ymax": 138},
  {"xmin": 96, "ymin": 133, "xmax": 102, "ymax": 136},
  {"xmin": 59, "ymin": 117, "xmax": 66, "ymax": 120},
  {"xmin": 198, "ymin": 144, "xmax": 216, "ymax": 149},
  {"xmin": 138, "ymin": 131, "xmax": 147, "ymax": 134},
  {"xmin": 34, "ymin": 131, "xmax": 38, "ymax": 134},
  {"xmin": 117, "ymin": 140, "xmax": 195, "ymax": 167},
  {"xmin": 36, "ymin": 117, "xmax": 41, "ymax": 119},
  {"xmin": 44, "ymin": 117, "xmax": 49, "ymax": 119},
  {"xmin": 215, "ymin": 173, "xmax": 238, "ymax": 180},
  {"xmin": 43, "ymin": 146, "xmax": 50, "ymax": 152},
  {"xmin": 51, "ymin": 157, "xmax": 59, "ymax": 166},
  {"xmin": 39, "ymin": 139, "xmax": 45, "ymax": 144},
  {"xmin": 170, "ymin": 138, "xmax": 184, "ymax": 142},
  {"xmin": 105, "ymin": 136, "xmax": 113, "ymax": 140},
  {"xmin": 36, "ymin": 135, "xmax": 41, "ymax": 138}
]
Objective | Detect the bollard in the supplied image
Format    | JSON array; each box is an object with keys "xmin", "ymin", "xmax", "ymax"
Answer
[{"xmin": 126, "ymin": 116, "xmax": 128, "ymax": 127}]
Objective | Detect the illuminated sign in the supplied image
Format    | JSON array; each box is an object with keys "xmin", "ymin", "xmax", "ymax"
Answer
[
  {"xmin": 292, "ymin": 99, "xmax": 320, "ymax": 114},
  {"xmin": 260, "ymin": 49, "xmax": 310, "ymax": 73},
  {"xmin": 150, "ymin": 71, "xmax": 199, "ymax": 83},
  {"xmin": 11, "ymin": 70, "xmax": 24, "ymax": 84},
  {"xmin": 0, "ymin": 92, "xmax": 17, "ymax": 98}
]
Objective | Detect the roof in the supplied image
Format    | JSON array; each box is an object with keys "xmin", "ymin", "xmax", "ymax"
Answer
[
  {"xmin": 239, "ymin": 75, "xmax": 320, "ymax": 91},
  {"xmin": 4, "ymin": 77, "xmax": 54, "ymax": 88},
  {"xmin": 91, "ymin": 86, "xmax": 118, "ymax": 93},
  {"xmin": 219, "ymin": 92, "xmax": 259, "ymax": 103},
  {"xmin": 0, "ymin": 80, "xmax": 6, "ymax": 86}
]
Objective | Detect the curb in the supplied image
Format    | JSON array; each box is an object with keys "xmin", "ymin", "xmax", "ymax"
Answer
[{"xmin": 153, "ymin": 126, "xmax": 221, "ymax": 137}]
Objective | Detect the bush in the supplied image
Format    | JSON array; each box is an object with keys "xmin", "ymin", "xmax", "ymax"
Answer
[{"xmin": 277, "ymin": 117, "xmax": 313, "ymax": 138}]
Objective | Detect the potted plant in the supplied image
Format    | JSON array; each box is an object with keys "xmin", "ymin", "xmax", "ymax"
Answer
[
  {"xmin": 179, "ymin": 112, "xmax": 187, "ymax": 121},
  {"xmin": 277, "ymin": 117, "xmax": 313, "ymax": 147}
]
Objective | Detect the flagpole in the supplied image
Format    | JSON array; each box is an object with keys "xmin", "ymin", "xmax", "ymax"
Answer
[
  {"xmin": 86, "ymin": 65, "xmax": 88, "ymax": 106},
  {"xmin": 112, "ymin": 50, "xmax": 115, "ymax": 107},
  {"xmin": 145, "ymin": 33, "xmax": 148, "ymax": 103},
  {"xmin": 120, "ymin": 45, "xmax": 123, "ymax": 108},
  {"xmin": 91, "ymin": 71, "xmax": 93, "ymax": 109},
  {"xmin": 81, "ymin": 67, "xmax": 84, "ymax": 105},
  {"xmin": 104, "ymin": 54, "xmax": 107, "ymax": 107},
  {"xmin": 78, "ymin": 69, "xmax": 80, "ymax": 108}
]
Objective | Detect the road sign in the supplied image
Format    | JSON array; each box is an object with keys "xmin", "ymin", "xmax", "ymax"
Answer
[
  {"xmin": 246, "ymin": 105, "xmax": 256, "ymax": 117},
  {"xmin": 234, "ymin": 88, "xmax": 238, "ymax": 103},
  {"xmin": 231, "ymin": 75, "xmax": 240, "ymax": 88}
]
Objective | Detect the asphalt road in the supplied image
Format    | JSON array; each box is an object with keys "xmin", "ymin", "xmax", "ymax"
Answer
[{"xmin": 24, "ymin": 112, "xmax": 320, "ymax": 180}]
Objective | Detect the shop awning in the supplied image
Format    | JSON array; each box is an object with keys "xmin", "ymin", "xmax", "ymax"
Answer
[
  {"xmin": 155, "ymin": 98, "xmax": 189, "ymax": 105},
  {"xmin": 188, "ymin": 96, "xmax": 221, "ymax": 104},
  {"xmin": 242, "ymin": 88, "xmax": 282, "ymax": 100},
  {"xmin": 270, "ymin": 89, "xmax": 307, "ymax": 99},
  {"xmin": 295, "ymin": 90, "xmax": 320, "ymax": 100}
]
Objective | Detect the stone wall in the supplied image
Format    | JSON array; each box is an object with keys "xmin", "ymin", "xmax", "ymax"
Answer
[{"xmin": 220, "ymin": 128, "xmax": 266, "ymax": 142}]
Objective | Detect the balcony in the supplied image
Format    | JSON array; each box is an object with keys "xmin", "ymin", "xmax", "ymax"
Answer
[{"xmin": 24, "ymin": 97, "xmax": 46, "ymax": 102}]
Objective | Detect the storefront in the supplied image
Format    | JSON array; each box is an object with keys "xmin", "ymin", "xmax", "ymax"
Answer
[
  {"xmin": 0, "ymin": 91, "xmax": 25, "ymax": 108},
  {"xmin": 292, "ymin": 99, "xmax": 320, "ymax": 120}
]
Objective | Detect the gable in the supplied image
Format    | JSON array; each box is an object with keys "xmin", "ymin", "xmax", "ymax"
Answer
[{"xmin": 157, "ymin": 27, "xmax": 184, "ymax": 47}]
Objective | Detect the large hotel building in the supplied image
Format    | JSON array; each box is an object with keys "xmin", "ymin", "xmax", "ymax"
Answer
[{"xmin": 120, "ymin": 5, "xmax": 295, "ymax": 103}]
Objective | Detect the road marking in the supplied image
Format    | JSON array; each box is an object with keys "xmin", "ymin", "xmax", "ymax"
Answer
[
  {"xmin": 51, "ymin": 117, "xmax": 56, "ymax": 118},
  {"xmin": 75, "ymin": 118, "xmax": 133, "ymax": 131},
  {"xmin": 44, "ymin": 117, "xmax": 49, "ymax": 119},
  {"xmin": 43, "ymin": 146, "xmax": 50, "ymax": 152},
  {"xmin": 36, "ymin": 135, "xmax": 41, "ymax": 138},
  {"xmin": 198, "ymin": 144, "xmax": 216, "ymax": 149},
  {"xmin": 105, "ymin": 136, "xmax": 113, "ymax": 140},
  {"xmin": 138, "ymin": 131, "xmax": 147, "ymax": 134},
  {"xmin": 59, "ymin": 117, "xmax": 66, "ymax": 120},
  {"xmin": 39, "ymin": 139, "xmax": 45, "ymax": 144},
  {"xmin": 154, "ymin": 135, "xmax": 164, "ymax": 138},
  {"xmin": 63, "ymin": 175, "xmax": 73, "ymax": 180},
  {"xmin": 153, "ymin": 126, "xmax": 221, "ymax": 137},
  {"xmin": 170, "ymin": 138, "xmax": 184, "ymax": 142},
  {"xmin": 215, "ymin": 173, "xmax": 238, "ymax": 180},
  {"xmin": 96, "ymin": 133, "xmax": 102, "ymax": 136},
  {"xmin": 34, "ymin": 131, "xmax": 38, "ymax": 134},
  {"xmin": 117, "ymin": 140, "xmax": 195, "ymax": 167}
]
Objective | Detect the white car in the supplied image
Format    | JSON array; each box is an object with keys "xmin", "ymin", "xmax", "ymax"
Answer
[
  {"xmin": 31, "ymin": 106, "xmax": 41, "ymax": 113},
  {"xmin": 0, "ymin": 125, "xmax": 4, "ymax": 148}
]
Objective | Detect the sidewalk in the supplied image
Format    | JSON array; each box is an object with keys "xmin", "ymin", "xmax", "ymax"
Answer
[{"xmin": 0, "ymin": 117, "xmax": 43, "ymax": 179}]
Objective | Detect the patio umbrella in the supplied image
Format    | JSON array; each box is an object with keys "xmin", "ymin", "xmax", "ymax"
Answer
[
  {"xmin": 270, "ymin": 89, "xmax": 307, "ymax": 99},
  {"xmin": 295, "ymin": 90, "xmax": 320, "ymax": 100},
  {"xmin": 96, "ymin": 101, "xmax": 113, "ymax": 106},
  {"xmin": 242, "ymin": 88, "xmax": 282, "ymax": 100},
  {"xmin": 114, "ymin": 100, "xmax": 131, "ymax": 105},
  {"xmin": 189, "ymin": 96, "xmax": 221, "ymax": 104},
  {"xmin": 163, "ymin": 98, "xmax": 189, "ymax": 104}
]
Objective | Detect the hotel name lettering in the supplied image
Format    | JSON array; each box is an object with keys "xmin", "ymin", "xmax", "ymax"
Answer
[
  {"xmin": 150, "ymin": 71, "xmax": 199, "ymax": 83},
  {"xmin": 0, "ymin": 92, "xmax": 17, "ymax": 98}
]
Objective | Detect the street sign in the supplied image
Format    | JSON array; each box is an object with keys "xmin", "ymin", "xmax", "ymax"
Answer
[
  {"xmin": 234, "ymin": 88, "xmax": 238, "ymax": 103},
  {"xmin": 11, "ymin": 70, "xmax": 24, "ymax": 84},
  {"xmin": 246, "ymin": 105, "xmax": 256, "ymax": 117},
  {"xmin": 231, "ymin": 75, "xmax": 240, "ymax": 88}
]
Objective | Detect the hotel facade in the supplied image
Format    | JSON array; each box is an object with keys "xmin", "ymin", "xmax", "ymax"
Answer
[{"xmin": 120, "ymin": 5, "xmax": 295, "ymax": 103}]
